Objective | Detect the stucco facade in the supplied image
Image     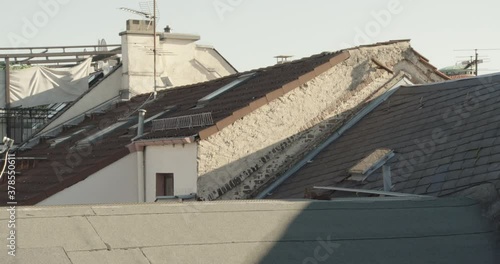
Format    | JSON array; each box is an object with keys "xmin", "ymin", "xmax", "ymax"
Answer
[
  {"xmin": 144, "ymin": 144, "xmax": 198, "ymax": 202},
  {"xmin": 197, "ymin": 42, "xmax": 446, "ymax": 200},
  {"xmin": 38, "ymin": 143, "xmax": 199, "ymax": 206},
  {"xmin": 120, "ymin": 22, "xmax": 237, "ymax": 96},
  {"xmin": 38, "ymin": 153, "xmax": 139, "ymax": 206}
]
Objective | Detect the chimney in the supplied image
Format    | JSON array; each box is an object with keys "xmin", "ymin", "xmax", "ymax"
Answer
[
  {"xmin": 137, "ymin": 109, "xmax": 147, "ymax": 137},
  {"xmin": 274, "ymin": 55, "xmax": 293, "ymax": 64}
]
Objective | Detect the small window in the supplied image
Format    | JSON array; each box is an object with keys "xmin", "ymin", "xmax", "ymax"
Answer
[
  {"xmin": 156, "ymin": 173, "xmax": 174, "ymax": 197},
  {"xmin": 77, "ymin": 120, "xmax": 131, "ymax": 146}
]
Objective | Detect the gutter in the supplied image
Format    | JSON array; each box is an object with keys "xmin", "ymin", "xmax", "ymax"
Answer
[
  {"xmin": 127, "ymin": 136, "xmax": 196, "ymax": 153},
  {"xmin": 255, "ymin": 77, "xmax": 411, "ymax": 199}
]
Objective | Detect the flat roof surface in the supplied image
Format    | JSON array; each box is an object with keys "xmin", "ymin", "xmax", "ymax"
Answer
[{"xmin": 1, "ymin": 198, "xmax": 498, "ymax": 263}]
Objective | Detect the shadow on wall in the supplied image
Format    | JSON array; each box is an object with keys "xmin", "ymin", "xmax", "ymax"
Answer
[
  {"xmin": 197, "ymin": 90, "xmax": 384, "ymax": 201},
  {"xmin": 190, "ymin": 59, "xmax": 219, "ymax": 80},
  {"xmin": 252, "ymin": 199, "xmax": 499, "ymax": 264},
  {"xmin": 348, "ymin": 59, "xmax": 372, "ymax": 91},
  {"xmin": 197, "ymin": 67, "xmax": 401, "ymax": 201}
]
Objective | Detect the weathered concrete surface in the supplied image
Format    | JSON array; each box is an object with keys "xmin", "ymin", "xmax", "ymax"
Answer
[
  {"xmin": 452, "ymin": 183, "xmax": 500, "ymax": 231},
  {"xmin": 6, "ymin": 248, "xmax": 72, "ymax": 264},
  {"xmin": 2, "ymin": 199, "xmax": 498, "ymax": 264},
  {"xmin": 68, "ymin": 249, "xmax": 151, "ymax": 264},
  {"xmin": 197, "ymin": 41, "xmax": 446, "ymax": 201},
  {"xmin": 0, "ymin": 216, "xmax": 107, "ymax": 251}
]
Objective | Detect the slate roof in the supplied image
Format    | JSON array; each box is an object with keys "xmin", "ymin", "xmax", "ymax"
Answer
[
  {"xmin": 2, "ymin": 198, "xmax": 498, "ymax": 264},
  {"xmin": 0, "ymin": 49, "xmax": 350, "ymax": 205},
  {"xmin": 269, "ymin": 74, "xmax": 500, "ymax": 199}
]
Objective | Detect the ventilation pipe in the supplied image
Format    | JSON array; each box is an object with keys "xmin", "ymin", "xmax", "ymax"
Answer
[
  {"xmin": 137, "ymin": 109, "xmax": 147, "ymax": 203},
  {"xmin": 382, "ymin": 165, "xmax": 392, "ymax": 192},
  {"xmin": 137, "ymin": 109, "xmax": 147, "ymax": 137}
]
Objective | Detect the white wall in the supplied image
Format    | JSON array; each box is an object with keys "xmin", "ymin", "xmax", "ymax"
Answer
[
  {"xmin": 121, "ymin": 30, "xmax": 236, "ymax": 96},
  {"xmin": 195, "ymin": 46, "xmax": 237, "ymax": 78},
  {"xmin": 41, "ymin": 67, "xmax": 122, "ymax": 133},
  {"xmin": 38, "ymin": 153, "xmax": 138, "ymax": 206},
  {"xmin": 144, "ymin": 144, "xmax": 198, "ymax": 202},
  {"xmin": 121, "ymin": 33, "xmax": 164, "ymax": 96}
]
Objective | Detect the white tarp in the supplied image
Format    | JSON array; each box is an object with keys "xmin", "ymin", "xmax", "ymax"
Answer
[{"xmin": 0, "ymin": 58, "xmax": 92, "ymax": 108}]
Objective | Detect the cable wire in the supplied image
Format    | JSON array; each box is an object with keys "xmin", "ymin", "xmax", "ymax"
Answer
[{"xmin": 0, "ymin": 148, "xmax": 11, "ymax": 181}]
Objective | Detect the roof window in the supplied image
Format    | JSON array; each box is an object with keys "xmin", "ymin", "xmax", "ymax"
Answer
[{"xmin": 194, "ymin": 73, "xmax": 256, "ymax": 108}]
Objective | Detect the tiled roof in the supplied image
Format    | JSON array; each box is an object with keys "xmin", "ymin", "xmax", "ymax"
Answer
[
  {"xmin": 0, "ymin": 49, "xmax": 350, "ymax": 205},
  {"xmin": 269, "ymin": 74, "xmax": 500, "ymax": 199}
]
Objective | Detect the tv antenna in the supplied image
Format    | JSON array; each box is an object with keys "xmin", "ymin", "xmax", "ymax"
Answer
[
  {"xmin": 119, "ymin": 1, "xmax": 160, "ymax": 30},
  {"xmin": 119, "ymin": 0, "xmax": 159, "ymax": 98},
  {"xmin": 454, "ymin": 48, "xmax": 500, "ymax": 76}
]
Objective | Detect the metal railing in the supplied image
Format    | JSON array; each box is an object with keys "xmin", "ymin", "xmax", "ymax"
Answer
[
  {"xmin": 152, "ymin": 112, "xmax": 214, "ymax": 131},
  {"xmin": 0, "ymin": 108, "xmax": 58, "ymax": 143}
]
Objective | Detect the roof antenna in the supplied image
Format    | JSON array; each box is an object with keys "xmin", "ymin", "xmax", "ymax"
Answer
[{"xmin": 120, "ymin": 1, "xmax": 160, "ymax": 99}]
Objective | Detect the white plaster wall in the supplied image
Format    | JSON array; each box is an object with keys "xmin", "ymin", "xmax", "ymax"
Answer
[
  {"xmin": 197, "ymin": 42, "xmax": 446, "ymax": 200},
  {"xmin": 122, "ymin": 33, "xmax": 165, "ymax": 96},
  {"xmin": 144, "ymin": 144, "xmax": 198, "ymax": 202},
  {"xmin": 122, "ymin": 32, "xmax": 236, "ymax": 96},
  {"xmin": 41, "ymin": 67, "xmax": 122, "ymax": 133},
  {"xmin": 159, "ymin": 41, "xmax": 236, "ymax": 86},
  {"xmin": 37, "ymin": 153, "xmax": 138, "ymax": 206},
  {"xmin": 195, "ymin": 46, "xmax": 237, "ymax": 78}
]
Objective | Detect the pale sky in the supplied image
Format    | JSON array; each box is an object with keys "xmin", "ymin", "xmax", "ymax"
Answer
[{"xmin": 1, "ymin": 0, "xmax": 500, "ymax": 73}]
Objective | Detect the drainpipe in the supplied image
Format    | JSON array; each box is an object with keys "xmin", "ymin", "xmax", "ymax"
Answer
[
  {"xmin": 137, "ymin": 109, "xmax": 147, "ymax": 203},
  {"xmin": 137, "ymin": 149, "xmax": 145, "ymax": 203}
]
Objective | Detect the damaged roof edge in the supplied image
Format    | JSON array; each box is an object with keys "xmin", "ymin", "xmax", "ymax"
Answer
[
  {"xmin": 255, "ymin": 74, "xmax": 412, "ymax": 199},
  {"xmin": 198, "ymin": 51, "xmax": 351, "ymax": 140}
]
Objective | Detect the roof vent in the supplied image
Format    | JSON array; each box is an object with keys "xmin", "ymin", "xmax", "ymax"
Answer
[
  {"xmin": 137, "ymin": 109, "xmax": 147, "ymax": 138},
  {"xmin": 348, "ymin": 148, "xmax": 394, "ymax": 182}
]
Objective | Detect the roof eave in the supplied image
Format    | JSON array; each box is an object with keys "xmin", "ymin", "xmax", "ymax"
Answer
[{"xmin": 127, "ymin": 136, "xmax": 197, "ymax": 152}]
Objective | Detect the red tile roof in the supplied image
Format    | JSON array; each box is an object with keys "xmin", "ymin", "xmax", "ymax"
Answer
[
  {"xmin": 0, "ymin": 49, "xmax": 350, "ymax": 205},
  {"xmin": 0, "ymin": 40, "xmax": 444, "ymax": 205}
]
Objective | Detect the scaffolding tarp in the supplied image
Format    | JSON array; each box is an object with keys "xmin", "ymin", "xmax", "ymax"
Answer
[{"xmin": 0, "ymin": 58, "xmax": 92, "ymax": 108}]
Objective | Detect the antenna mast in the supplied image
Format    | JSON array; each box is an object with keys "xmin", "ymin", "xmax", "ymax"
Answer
[{"xmin": 153, "ymin": 0, "xmax": 157, "ymax": 99}]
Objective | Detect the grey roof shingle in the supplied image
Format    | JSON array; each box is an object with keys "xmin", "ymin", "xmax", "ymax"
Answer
[{"xmin": 270, "ymin": 74, "xmax": 500, "ymax": 199}]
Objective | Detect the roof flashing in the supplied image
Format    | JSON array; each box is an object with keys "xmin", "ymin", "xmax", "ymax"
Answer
[{"xmin": 76, "ymin": 119, "xmax": 134, "ymax": 146}]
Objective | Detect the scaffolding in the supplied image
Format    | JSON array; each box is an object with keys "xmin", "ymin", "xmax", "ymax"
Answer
[{"xmin": 0, "ymin": 105, "xmax": 65, "ymax": 143}]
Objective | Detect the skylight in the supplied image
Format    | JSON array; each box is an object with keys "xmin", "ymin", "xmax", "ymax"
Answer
[
  {"xmin": 348, "ymin": 148, "xmax": 394, "ymax": 182},
  {"xmin": 195, "ymin": 72, "xmax": 256, "ymax": 108},
  {"xmin": 77, "ymin": 120, "xmax": 130, "ymax": 146},
  {"xmin": 50, "ymin": 128, "xmax": 88, "ymax": 148},
  {"xmin": 47, "ymin": 102, "xmax": 69, "ymax": 119}
]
